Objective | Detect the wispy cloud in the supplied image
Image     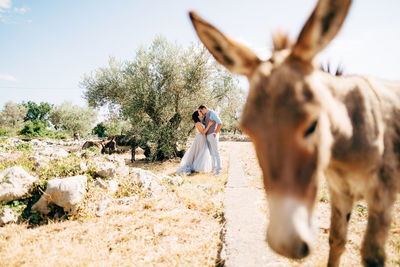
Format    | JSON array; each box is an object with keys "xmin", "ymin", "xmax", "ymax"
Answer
[
  {"xmin": 0, "ymin": 1, "xmax": 30, "ymax": 24},
  {"xmin": 0, "ymin": 74, "xmax": 17, "ymax": 82},
  {"xmin": 0, "ymin": 0, "xmax": 11, "ymax": 10},
  {"xmin": 235, "ymin": 36, "xmax": 272, "ymax": 60},
  {"xmin": 14, "ymin": 6, "xmax": 28, "ymax": 14}
]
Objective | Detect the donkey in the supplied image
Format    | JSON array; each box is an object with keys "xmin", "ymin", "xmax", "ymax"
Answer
[
  {"xmin": 102, "ymin": 135, "xmax": 151, "ymax": 162},
  {"xmin": 190, "ymin": 0, "xmax": 399, "ymax": 266}
]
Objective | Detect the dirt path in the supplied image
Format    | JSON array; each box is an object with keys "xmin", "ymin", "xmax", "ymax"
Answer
[{"xmin": 222, "ymin": 142, "xmax": 282, "ymax": 266}]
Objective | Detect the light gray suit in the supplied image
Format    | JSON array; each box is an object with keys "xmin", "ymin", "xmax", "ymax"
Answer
[{"xmin": 204, "ymin": 110, "xmax": 222, "ymax": 173}]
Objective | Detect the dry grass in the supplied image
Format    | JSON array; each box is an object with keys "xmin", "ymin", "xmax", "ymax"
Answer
[
  {"xmin": 0, "ymin": 142, "xmax": 231, "ymax": 267},
  {"xmin": 0, "ymin": 194, "xmax": 219, "ymax": 266},
  {"xmin": 239, "ymin": 142, "xmax": 400, "ymax": 266}
]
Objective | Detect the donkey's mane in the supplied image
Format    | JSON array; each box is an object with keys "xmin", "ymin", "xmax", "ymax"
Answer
[
  {"xmin": 271, "ymin": 31, "xmax": 293, "ymax": 51},
  {"xmin": 321, "ymin": 62, "xmax": 344, "ymax": 76},
  {"xmin": 271, "ymin": 31, "xmax": 344, "ymax": 77}
]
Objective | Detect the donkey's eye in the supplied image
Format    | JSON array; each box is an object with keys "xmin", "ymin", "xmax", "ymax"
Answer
[{"xmin": 304, "ymin": 120, "xmax": 318, "ymax": 137}]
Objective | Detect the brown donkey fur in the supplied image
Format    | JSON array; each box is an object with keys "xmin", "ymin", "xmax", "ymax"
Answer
[{"xmin": 190, "ymin": 0, "xmax": 400, "ymax": 266}]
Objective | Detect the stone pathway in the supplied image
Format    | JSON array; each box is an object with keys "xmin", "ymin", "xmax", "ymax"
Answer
[{"xmin": 221, "ymin": 142, "xmax": 279, "ymax": 266}]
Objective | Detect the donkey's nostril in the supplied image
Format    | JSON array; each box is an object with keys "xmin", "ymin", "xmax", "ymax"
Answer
[{"xmin": 300, "ymin": 242, "xmax": 309, "ymax": 258}]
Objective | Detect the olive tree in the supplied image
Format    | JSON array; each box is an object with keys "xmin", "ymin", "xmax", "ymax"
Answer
[
  {"xmin": 49, "ymin": 102, "xmax": 97, "ymax": 137},
  {"xmin": 81, "ymin": 36, "xmax": 243, "ymax": 160},
  {"xmin": 0, "ymin": 101, "xmax": 28, "ymax": 128}
]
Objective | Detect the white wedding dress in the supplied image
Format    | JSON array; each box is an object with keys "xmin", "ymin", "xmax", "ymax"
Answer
[{"xmin": 176, "ymin": 123, "xmax": 212, "ymax": 175}]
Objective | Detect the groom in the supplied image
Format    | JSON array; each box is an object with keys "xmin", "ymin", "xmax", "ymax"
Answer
[{"xmin": 199, "ymin": 105, "xmax": 222, "ymax": 176}]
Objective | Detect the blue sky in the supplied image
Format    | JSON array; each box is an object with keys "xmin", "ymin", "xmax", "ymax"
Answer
[{"xmin": 0, "ymin": 0, "xmax": 399, "ymax": 109}]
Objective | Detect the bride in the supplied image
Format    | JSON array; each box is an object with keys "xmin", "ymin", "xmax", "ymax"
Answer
[{"xmin": 176, "ymin": 110, "xmax": 214, "ymax": 175}]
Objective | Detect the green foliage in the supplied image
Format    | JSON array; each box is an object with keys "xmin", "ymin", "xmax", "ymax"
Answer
[
  {"xmin": 319, "ymin": 190, "xmax": 329, "ymax": 203},
  {"xmin": 81, "ymin": 146, "xmax": 101, "ymax": 159},
  {"xmin": 355, "ymin": 204, "xmax": 368, "ymax": 216},
  {"xmin": 0, "ymin": 101, "xmax": 28, "ymax": 129},
  {"xmin": 0, "ymin": 138, "xmax": 31, "ymax": 153},
  {"xmin": 19, "ymin": 120, "xmax": 67, "ymax": 139},
  {"xmin": 0, "ymin": 147, "xmax": 100, "ymax": 225},
  {"xmin": 82, "ymin": 36, "xmax": 244, "ymax": 160},
  {"xmin": 49, "ymin": 102, "xmax": 97, "ymax": 137},
  {"xmin": 105, "ymin": 118, "xmax": 130, "ymax": 136},
  {"xmin": 115, "ymin": 179, "xmax": 142, "ymax": 198},
  {"xmin": 14, "ymin": 142, "xmax": 32, "ymax": 152},
  {"xmin": 20, "ymin": 120, "xmax": 50, "ymax": 137},
  {"xmin": 0, "ymin": 127, "xmax": 18, "ymax": 137},
  {"xmin": 21, "ymin": 101, "xmax": 53, "ymax": 126},
  {"xmin": 215, "ymin": 72, "xmax": 246, "ymax": 134},
  {"xmin": 92, "ymin": 122, "xmax": 107, "ymax": 137},
  {"xmin": 0, "ymin": 128, "xmax": 7, "ymax": 137},
  {"xmin": 1, "ymin": 199, "xmax": 28, "ymax": 214}
]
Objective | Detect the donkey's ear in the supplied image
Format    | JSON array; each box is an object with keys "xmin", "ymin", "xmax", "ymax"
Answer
[
  {"xmin": 189, "ymin": 11, "xmax": 261, "ymax": 77},
  {"xmin": 290, "ymin": 0, "xmax": 352, "ymax": 63}
]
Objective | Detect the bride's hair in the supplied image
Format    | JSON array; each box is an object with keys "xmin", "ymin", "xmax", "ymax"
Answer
[{"xmin": 192, "ymin": 111, "xmax": 201, "ymax": 123}]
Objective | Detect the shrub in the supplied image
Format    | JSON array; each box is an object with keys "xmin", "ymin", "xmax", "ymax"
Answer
[
  {"xmin": 19, "ymin": 120, "xmax": 67, "ymax": 139},
  {"xmin": 92, "ymin": 122, "xmax": 107, "ymax": 137}
]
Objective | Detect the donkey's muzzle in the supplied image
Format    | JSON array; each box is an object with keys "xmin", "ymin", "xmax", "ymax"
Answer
[{"xmin": 266, "ymin": 196, "xmax": 315, "ymax": 259}]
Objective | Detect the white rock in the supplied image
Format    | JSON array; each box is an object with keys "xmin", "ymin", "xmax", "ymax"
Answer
[
  {"xmin": 106, "ymin": 155, "xmax": 126, "ymax": 166},
  {"xmin": 32, "ymin": 175, "xmax": 87, "ymax": 214},
  {"xmin": 5, "ymin": 138, "xmax": 23, "ymax": 148},
  {"xmin": 63, "ymin": 141, "xmax": 76, "ymax": 146},
  {"xmin": 95, "ymin": 179, "xmax": 119, "ymax": 195},
  {"xmin": 95, "ymin": 179, "xmax": 107, "ymax": 189},
  {"xmin": 0, "ymin": 152, "xmax": 22, "ymax": 162},
  {"xmin": 95, "ymin": 195, "xmax": 111, "ymax": 217},
  {"xmin": 0, "ymin": 152, "xmax": 11, "ymax": 161},
  {"xmin": 36, "ymin": 161, "xmax": 48, "ymax": 169},
  {"xmin": 55, "ymin": 148, "xmax": 70, "ymax": 157},
  {"xmin": 116, "ymin": 165, "xmax": 129, "ymax": 177},
  {"xmin": 131, "ymin": 168, "xmax": 161, "ymax": 182},
  {"xmin": 131, "ymin": 169, "xmax": 163, "ymax": 192},
  {"xmin": 30, "ymin": 139, "xmax": 45, "ymax": 147},
  {"xmin": 196, "ymin": 184, "xmax": 211, "ymax": 192},
  {"xmin": 96, "ymin": 162, "xmax": 117, "ymax": 178},
  {"xmin": 29, "ymin": 155, "xmax": 49, "ymax": 168},
  {"xmin": 77, "ymin": 162, "xmax": 88, "ymax": 172},
  {"xmin": 29, "ymin": 155, "xmax": 39, "ymax": 162},
  {"xmin": 0, "ymin": 208, "xmax": 18, "ymax": 226},
  {"xmin": 162, "ymin": 174, "xmax": 183, "ymax": 186},
  {"xmin": 68, "ymin": 146, "xmax": 81, "ymax": 153},
  {"xmin": 107, "ymin": 180, "xmax": 119, "ymax": 195},
  {"xmin": 0, "ymin": 166, "xmax": 38, "ymax": 202},
  {"xmin": 127, "ymin": 168, "xmax": 166, "ymax": 197},
  {"xmin": 39, "ymin": 147, "xmax": 69, "ymax": 158}
]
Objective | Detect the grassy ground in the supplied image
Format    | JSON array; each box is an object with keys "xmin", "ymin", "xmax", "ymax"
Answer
[
  {"xmin": 0, "ymin": 140, "xmax": 231, "ymax": 267},
  {"xmin": 239, "ymin": 142, "xmax": 400, "ymax": 267}
]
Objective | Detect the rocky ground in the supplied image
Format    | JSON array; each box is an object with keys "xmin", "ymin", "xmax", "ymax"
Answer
[{"xmin": 0, "ymin": 137, "xmax": 229, "ymax": 266}]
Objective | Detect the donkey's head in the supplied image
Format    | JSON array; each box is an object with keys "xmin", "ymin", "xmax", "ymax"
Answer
[{"xmin": 190, "ymin": 0, "xmax": 352, "ymax": 259}]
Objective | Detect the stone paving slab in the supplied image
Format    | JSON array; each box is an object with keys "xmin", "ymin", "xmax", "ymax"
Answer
[{"xmin": 221, "ymin": 143, "xmax": 279, "ymax": 267}]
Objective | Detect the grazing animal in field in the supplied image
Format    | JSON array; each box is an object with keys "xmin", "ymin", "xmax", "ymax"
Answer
[
  {"xmin": 102, "ymin": 135, "xmax": 151, "ymax": 163},
  {"xmin": 73, "ymin": 132, "xmax": 80, "ymax": 141},
  {"xmin": 82, "ymin": 140, "xmax": 105, "ymax": 150},
  {"xmin": 190, "ymin": 0, "xmax": 399, "ymax": 266},
  {"xmin": 82, "ymin": 136, "xmax": 150, "ymax": 162}
]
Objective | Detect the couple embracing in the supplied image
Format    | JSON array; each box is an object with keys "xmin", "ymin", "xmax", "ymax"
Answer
[{"xmin": 176, "ymin": 105, "xmax": 222, "ymax": 176}]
